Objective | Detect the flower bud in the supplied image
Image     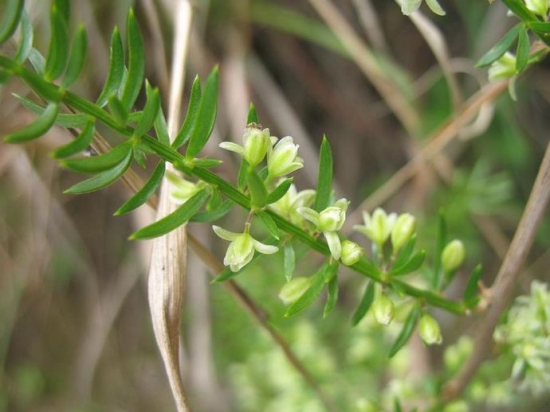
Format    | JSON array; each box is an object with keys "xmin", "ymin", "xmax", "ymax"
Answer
[
  {"xmin": 488, "ymin": 52, "xmax": 516, "ymax": 81},
  {"xmin": 267, "ymin": 136, "xmax": 304, "ymax": 178},
  {"xmin": 243, "ymin": 127, "xmax": 271, "ymax": 167},
  {"xmin": 372, "ymin": 294, "xmax": 395, "ymax": 326},
  {"xmin": 441, "ymin": 240, "xmax": 465, "ymax": 273},
  {"xmin": 278, "ymin": 277, "xmax": 312, "ymax": 306},
  {"xmin": 318, "ymin": 199, "xmax": 349, "ymax": 232},
  {"xmin": 391, "ymin": 213, "xmax": 416, "ymax": 252},
  {"xmin": 526, "ymin": 0, "xmax": 549, "ymax": 17},
  {"xmin": 418, "ymin": 313, "xmax": 443, "ymax": 345},
  {"xmin": 354, "ymin": 208, "xmax": 396, "ymax": 247},
  {"xmin": 340, "ymin": 240, "xmax": 363, "ymax": 266}
]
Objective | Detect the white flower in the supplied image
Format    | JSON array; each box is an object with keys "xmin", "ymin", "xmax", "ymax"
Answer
[
  {"xmin": 219, "ymin": 126, "xmax": 276, "ymax": 167},
  {"xmin": 213, "ymin": 225, "xmax": 279, "ymax": 272},
  {"xmin": 354, "ymin": 208, "xmax": 397, "ymax": 247},
  {"xmin": 298, "ymin": 198, "xmax": 349, "ymax": 260},
  {"xmin": 526, "ymin": 0, "xmax": 549, "ymax": 17},
  {"xmin": 270, "ymin": 184, "xmax": 315, "ymax": 227},
  {"xmin": 267, "ymin": 136, "xmax": 304, "ymax": 178},
  {"xmin": 340, "ymin": 240, "xmax": 363, "ymax": 266},
  {"xmin": 391, "ymin": 213, "xmax": 416, "ymax": 253},
  {"xmin": 488, "ymin": 52, "xmax": 517, "ymax": 81}
]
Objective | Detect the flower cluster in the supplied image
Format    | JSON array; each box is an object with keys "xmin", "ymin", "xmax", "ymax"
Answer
[{"xmin": 494, "ymin": 281, "xmax": 550, "ymax": 395}]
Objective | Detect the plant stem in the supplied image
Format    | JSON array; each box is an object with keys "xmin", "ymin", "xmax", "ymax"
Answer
[{"xmin": 443, "ymin": 139, "xmax": 550, "ymax": 400}]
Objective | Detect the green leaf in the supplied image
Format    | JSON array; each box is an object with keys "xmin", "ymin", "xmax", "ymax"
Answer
[
  {"xmin": 247, "ymin": 103, "xmax": 260, "ymax": 124},
  {"xmin": 501, "ymin": 0, "xmax": 538, "ymax": 22},
  {"xmin": 115, "ymin": 161, "xmax": 165, "ymax": 215},
  {"xmin": 476, "ymin": 25, "xmax": 520, "ymax": 67},
  {"xmin": 389, "ymin": 250, "xmax": 425, "ymax": 277},
  {"xmin": 247, "ymin": 168, "xmax": 268, "ymax": 208},
  {"xmin": 97, "ymin": 28, "xmax": 125, "ymax": 107},
  {"xmin": 431, "ymin": 211, "xmax": 446, "ymax": 291},
  {"xmin": 283, "ymin": 242, "xmax": 295, "ymax": 282},
  {"xmin": 388, "ymin": 304, "xmax": 422, "ymax": 358},
  {"xmin": 52, "ymin": 119, "xmax": 95, "ymax": 159},
  {"xmin": 323, "ymin": 276, "xmax": 338, "ymax": 318},
  {"xmin": 14, "ymin": 10, "xmax": 33, "ymax": 63},
  {"xmin": 54, "ymin": 0, "xmax": 70, "ymax": 21},
  {"xmin": 108, "ymin": 96, "xmax": 128, "ymax": 126},
  {"xmin": 45, "ymin": 5, "xmax": 69, "ymax": 81},
  {"xmin": 120, "ymin": 9, "xmax": 145, "ymax": 111},
  {"xmin": 285, "ymin": 267, "xmax": 326, "ymax": 317},
  {"xmin": 61, "ymin": 24, "xmax": 88, "ymax": 88},
  {"xmin": 0, "ymin": 0, "xmax": 24, "ymax": 45},
  {"xmin": 134, "ymin": 84, "xmax": 160, "ymax": 137},
  {"xmin": 463, "ymin": 264, "xmax": 482, "ymax": 308},
  {"xmin": 28, "ymin": 48, "xmax": 46, "ymax": 74},
  {"xmin": 392, "ymin": 235, "xmax": 417, "ymax": 269},
  {"xmin": 351, "ymin": 281, "xmax": 375, "ymax": 326},
  {"xmin": 4, "ymin": 102, "xmax": 59, "ymax": 143},
  {"xmin": 64, "ymin": 150, "xmax": 133, "ymax": 194},
  {"xmin": 256, "ymin": 210, "xmax": 280, "ymax": 240},
  {"xmin": 267, "ymin": 178, "xmax": 292, "ymax": 204},
  {"xmin": 185, "ymin": 67, "xmax": 219, "ymax": 158},
  {"xmin": 189, "ymin": 198, "xmax": 233, "ymax": 222},
  {"xmin": 191, "ymin": 158, "xmax": 223, "ymax": 168},
  {"xmin": 313, "ymin": 136, "xmax": 333, "ymax": 212},
  {"xmin": 130, "ymin": 187, "xmax": 210, "ymax": 239},
  {"xmin": 13, "ymin": 94, "xmax": 88, "ymax": 128},
  {"xmin": 62, "ymin": 143, "xmax": 131, "ymax": 173},
  {"xmin": 154, "ymin": 109, "xmax": 170, "ymax": 145},
  {"xmin": 237, "ymin": 160, "xmax": 248, "ymax": 190},
  {"xmin": 173, "ymin": 76, "xmax": 202, "ymax": 149},
  {"xmin": 529, "ymin": 22, "xmax": 550, "ymax": 46},
  {"xmin": 516, "ymin": 25, "xmax": 530, "ymax": 72}
]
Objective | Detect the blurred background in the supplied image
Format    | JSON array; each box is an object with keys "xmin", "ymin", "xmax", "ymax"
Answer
[{"xmin": 1, "ymin": 0, "xmax": 550, "ymax": 411}]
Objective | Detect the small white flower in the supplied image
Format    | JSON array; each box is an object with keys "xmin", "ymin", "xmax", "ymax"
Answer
[
  {"xmin": 354, "ymin": 208, "xmax": 397, "ymax": 247},
  {"xmin": 270, "ymin": 184, "xmax": 315, "ymax": 227},
  {"xmin": 219, "ymin": 126, "xmax": 276, "ymax": 167},
  {"xmin": 298, "ymin": 198, "xmax": 349, "ymax": 260},
  {"xmin": 213, "ymin": 225, "xmax": 279, "ymax": 272},
  {"xmin": 391, "ymin": 213, "xmax": 416, "ymax": 253},
  {"xmin": 526, "ymin": 0, "xmax": 549, "ymax": 17},
  {"xmin": 267, "ymin": 136, "xmax": 304, "ymax": 178},
  {"xmin": 341, "ymin": 240, "xmax": 363, "ymax": 266},
  {"xmin": 488, "ymin": 52, "xmax": 517, "ymax": 81}
]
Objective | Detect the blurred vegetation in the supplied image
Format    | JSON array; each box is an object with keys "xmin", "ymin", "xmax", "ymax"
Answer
[{"xmin": 1, "ymin": 0, "xmax": 550, "ymax": 411}]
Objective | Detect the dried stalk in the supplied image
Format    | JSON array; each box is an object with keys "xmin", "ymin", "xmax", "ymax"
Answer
[{"xmin": 444, "ymin": 139, "xmax": 550, "ymax": 400}]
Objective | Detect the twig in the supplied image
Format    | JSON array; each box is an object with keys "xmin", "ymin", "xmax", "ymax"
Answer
[{"xmin": 443, "ymin": 138, "xmax": 550, "ymax": 400}]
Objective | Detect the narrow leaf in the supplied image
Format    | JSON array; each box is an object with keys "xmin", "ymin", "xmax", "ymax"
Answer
[
  {"xmin": 28, "ymin": 48, "xmax": 46, "ymax": 73},
  {"xmin": 388, "ymin": 304, "xmax": 422, "ymax": 358},
  {"xmin": 463, "ymin": 264, "xmax": 483, "ymax": 308},
  {"xmin": 313, "ymin": 136, "xmax": 333, "ymax": 212},
  {"xmin": 115, "ymin": 161, "xmax": 165, "ymax": 215},
  {"xmin": 267, "ymin": 178, "xmax": 293, "ymax": 204},
  {"xmin": 285, "ymin": 268, "xmax": 326, "ymax": 317},
  {"xmin": 256, "ymin": 210, "xmax": 280, "ymax": 239},
  {"xmin": 54, "ymin": 0, "xmax": 70, "ymax": 21},
  {"xmin": 45, "ymin": 6, "xmax": 69, "ymax": 80},
  {"xmin": 108, "ymin": 96, "xmax": 128, "ymax": 125},
  {"xmin": 0, "ymin": 0, "xmax": 24, "ymax": 45},
  {"xmin": 189, "ymin": 198, "xmax": 233, "ymax": 222},
  {"xmin": 14, "ymin": 10, "xmax": 33, "ymax": 63},
  {"xmin": 351, "ymin": 281, "xmax": 375, "ymax": 326},
  {"xmin": 62, "ymin": 143, "xmax": 131, "ymax": 173},
  {"xmin": 52, "ymin": 119, "xmax": 95, "ymax": 159},
  {"xmin": 154, "ymin": 109, "xmax": 170, "ymax": 145},
  {"xmin": 389, "ymin": 250, "xmax": 425, "ymax": 277},
  {"xmin": 284, "ymin": 243, "xmax": 295, "ymax": 282},
  {"xmin": 185, "ymin": 67, "xmax": 219, "ymax": 158},
  {"xmin": 431, "ymin": 211, "xmax": 446, "ymax": 291},
  {"xmin": 64, "ymin": 150, "xmax": 133, "ymax": 194},
  {"xmin": 61, "ymin": 24, "xmax": 88, "ymax": 88},
  {"xmin": 4, "ymin": 102, "xmax": 59, "ymax": 143},
  {"xmin": 323, "ymin": 276, "xmax": 338, "ymax": 318},
  {"xmin": 14, "ymin": 94, "xmax": 88, "ymax": 128},
  {"xmin": 191, "ymin": 158, "xmax": 223, "ymax": 168},
  {"xmin": 247, "ymin": 168, "xmax": 268, "ymax": 208},
  {"xmin": 501, "ymin": 0, "xmax": 538, "ymax": 22},
  {"xmin": 392, "ymin": 235, "xmax": 417, "ymax": 269},
  {"xmin": 130, "ymin": 188, "xmax": 210, "ymax": 239},
  {"xmin": 173, "ymin": 76, "xmax": 202, "ymax": 149},
  {"xmin": 97, "ymin": 28, "xmax": 124, "ymax": 107},
  {"xmin": 516, "ymin": 25, "xmax": 529, "ymax": 73},
  {"xmin": 120, "ymin": 9, "xmax": 145, "ymax": 111},
  {"xmin": 134, "ymin": 84, "xmax": 160, "ymax": 137},
  {"xmin": 476, "ymin": 25, "xmax": 520, "ymax": 67},
  {"xmin": 247, "ymin": 103, "xmax": 260, "ymax": 124}
]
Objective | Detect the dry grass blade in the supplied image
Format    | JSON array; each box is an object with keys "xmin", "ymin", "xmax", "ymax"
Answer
[{"xmin": 147, "ymin": 1, "xmax": 193, "ymax": 411}]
